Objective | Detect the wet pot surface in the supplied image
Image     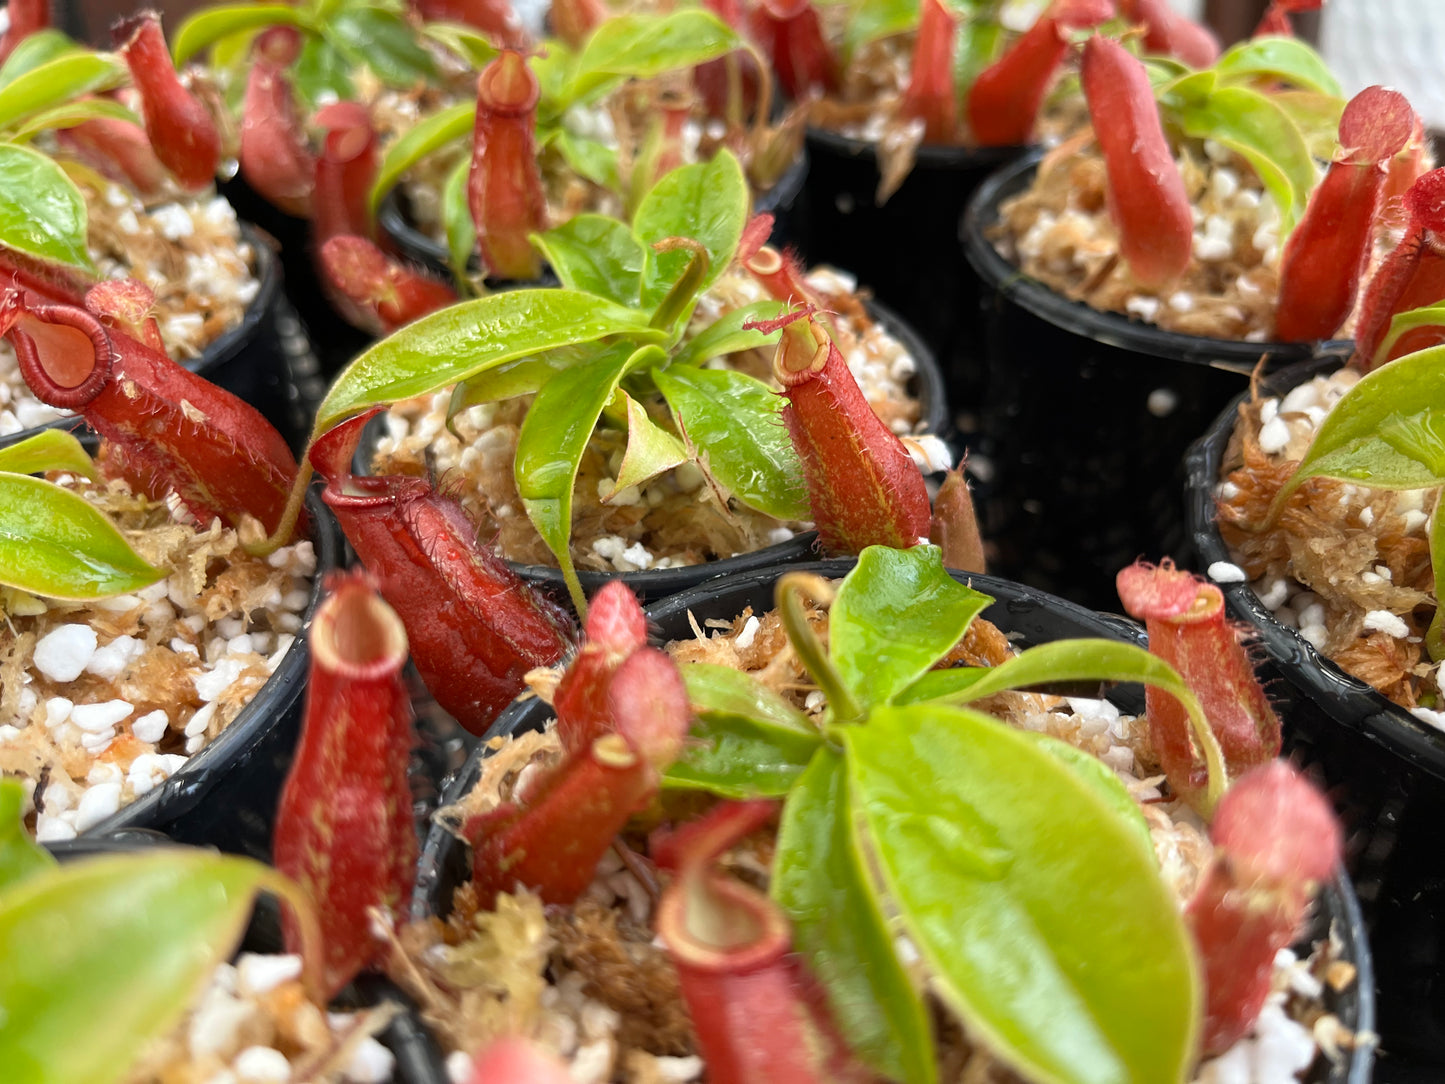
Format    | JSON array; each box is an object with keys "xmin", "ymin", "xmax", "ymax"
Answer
[
  {"xmin": 962, "ymin": 151, "xmax": 1346, "ymax": 612},
  {"xmin": 412, "ymin": 561, "xmax": 1373, "ymax": 1084},
  {"xmin": 1186, "ymin": 358, "xmax": 1445, "ymax": 1073}
]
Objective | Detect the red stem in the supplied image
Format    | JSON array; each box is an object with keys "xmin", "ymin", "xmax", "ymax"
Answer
[
  {"xmin": 318, "ymin": 236, "xmax": 457, "ymax": 335},
  {"xmin": 465, "ymin": 644, "xmax": 689, "ymax": 905},
  {"xmin": 750, "ymin": 307, "xmax": 930, "ymax": 555},
  {"xmin": 308, "ymin": 411, "xmax": 573, "ymax": 736},
  {"xmin": 653, "ymin": 801, "xmax": 871, "ymax": 1084},
  {"xmin": 114, "ymin": 11, "xmax": 220, "ymax": 191},
  {"xmin": 1080, "ymin": 34, "xmax": 1193, "ymax": 289},
  {"xmin": 901, "ymin": 0, "xmax": 957, "ymax": 144},
  {"xmin": 1116, "ymin": 560, "xmax": 1281, "ymax": 813},
  {"xmin": 747, "ymin": 0, "xmax": 838, "ymax": 101},
  {"xmin": 1352, "ymin": 168, "xmax": 1445, "ymax": 368},
  {"xmin": 2, "ymin": 290, "xmax": 298, "ymax": 532},
  {"xmin": 275, "ymin": 570, "xmax": 416, "ymax": 999},
  {"xmin": 1119, "ymin": 0, "xmax": 1220, "ymax": 67},
  {"xmin": 313, "ymin": 101, "xmax": 378, "ymax": 243},
  {"xmin": 1274, "ymin": 86, "xmax": 1415, "ymax": 342},
  {"xmin": 468, "ymin": 51, "xmax": 547, "ymax": 281},
  {"xmin": 240, "ymin": 30, "xmax": 315, "ymax": 219},
  {"xmin": 1187, "ymin": 761, "xmax": 1341, "ymax": 1054}
]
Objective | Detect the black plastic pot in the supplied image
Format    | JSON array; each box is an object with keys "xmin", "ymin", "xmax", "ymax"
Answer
[
  {"xmin": 4, "ymin": 226, "xmax": 313, "ymax": 453},
  {"xmin": 355, "ymin": 296, "xmax": 947, "ymax": 609},
  {"xmin": 962, "ymin": 150, "xmax": 1350, "ymax": 611},
  {"xmin": 377, "ymin": 150, "xmax": 811, "ymax": 283},
  {"xmin": 45, "ymin": 833, "xmax": 448, "ymax": 1084},
  {"xmin": 70, "ymin": 487, "xmax": 344, "ymax": 860},
  {"xmin": 796, "ymin": 128, "xmax": 1026, "ymax": 420},
  {"xmin": 412, "ymin": 559, "xmax": 1374, "ymax": 1083},
  {"xmin": 1186, "ymin": 357, "xmax": 1445, "ymax": 1070}
]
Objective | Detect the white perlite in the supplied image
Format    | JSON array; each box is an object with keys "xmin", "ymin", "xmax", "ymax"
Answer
[{"xmin": 1208, "ymin": 561, "xmax": 1249, "ymax": 584}]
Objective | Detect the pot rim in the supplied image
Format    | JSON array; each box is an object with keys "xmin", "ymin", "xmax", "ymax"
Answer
[
  {"xmin": 413, "ymin": 557, "xmax": 1375, "ymax": 1083},
  {"xmin": 84, "ymin": 484, "xmax": 343, "ymax": 836},
  {"xmin": 1184, "ymin": 355, "xmax": 1445, "ymax": 780},
  {"xmin": 960, "ymin": 148, "xmax": 1353, "ymax": 372},
  {"xmin": 1, "ymin": 223, "xmax": 282, "ymax": 446},
  {"xmin": 804, "ymin": 123, "xmax": 1026, "ymax": 172}
]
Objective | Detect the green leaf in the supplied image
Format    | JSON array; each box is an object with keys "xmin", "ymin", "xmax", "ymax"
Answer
[
  {"xmin": 610, "ymin": 389, "xmax": 688, "ymax": 495},
  {"xmin": 440, "ymin": 154, "xmax": 476, "ymax": 286},
  {"xmin": 0, "ymin": 851, "xmax": 294, "ymax": 1084},
  {"xmin": 172, "ymin": 4, "xmax": 310, "ymax": 66},
  {"xmin": 548, "ymin": 128, "xmax": 622, "ymax": 192},
  {"xmin": 1428, "ymin": 503, "xmax": 1445, "ymax": 660},
  {"xmin": 0, "ymin": 781, "xmax": 53, "ymax": 895},
  {"xmin": 449, "ymin": 352, "xmax": 582, "ymax": 414},
  {"xmin": 1164, "ymin": 84, "xmax": 1317, "ymax": 234},
  {"xmin": 0, "ymin": 474, "xmax": 165, "ymax": 599},
  {"xmin": 532, "ymin": 214, "xmax": 646, "ymax": 306},
  {"xmin": 1017, "ymin": 731, "xmax": 1154, "ymax": 854},
  {"xmin": 315, "ymin": 289, "xmax": 661, "ymax": 432},
  {"xmin": 1275, "ymin": 346, "xmax": 1445, "ymax": 507},
  {"xmin": 1271, "ymin": 91, "xmax": 1345, "ymax": 160},
  {"xmin": 422, "ymin": 21, "xmax": 500, "ymax": 69},
  {"xmin": 954, "ymin": 17, "xmax": 1004, "ymax": 101},
  {"xmin": 325, "ymin": 7, "xmax": 437, "ymax": 88},
  {"xmin": 672, "ymin": 299, "xmax": 786, "ymax": 368},
  {"xmin": 845, "ymin": 704, "xmax": 1198, "ymax": 1084},
  {"xmin": 774, "ymin": 749, "xmax": 937, "ymax": 1083},
  {"xmin": 634, "ymin": 151, "xmax": 749, "ymax": 309},
  {"xmin": 0, "ymin": 52, "xmax": 127, "ymax": 135},
  {"xmin": 652, "ymin": 364, "xmax": 809, "ymax": 521},
  {"xmin": 0, "ymin": 144, "xmax": 91, "ymax": 270},
  {"xmin": 293, "ymin": 35, "xmax": 355, "ymax": 112},
  {"xmin": 516, "ymin": 343, "xmax": 663, "ymax": 610},
  {"xmin": 0, "ymin": 429, "xmax": 97, "ymax": 478},
  {"xmin": 368, "ymin": 100, "xmax": 474, "ymax": 217},
  {"xmin": 566, "ymin": 10, "xmax": 741, "ymax": 105},
  {"xmin": 1212, "ymin": 37, "xmax": 1343, "ymax": 97},
  {"xmin": 9, "ymin": 98, "xmax": 139, "ymax": 142},
  {"xmin": 831, "ymin": 545, "xmax": 992, "ymax": 711},
  {"xmin": 1372, "ymin": 304, "xmax": 1445, "ymax": 369},
  {"xmin": 664, "ymin": 663, "xmax": 821, "ymax": 797},
  {"xmin": 0, "ymin": 31, "xmax": 81, "ymax": 88},
  {"xmin": 846, "ymin": 0, "xmax": 919, "ymax": 57}
]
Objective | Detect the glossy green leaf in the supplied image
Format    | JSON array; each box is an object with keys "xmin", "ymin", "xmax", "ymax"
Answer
[
  {"xmin": 568, "ymin": 10, "xmax": 741, "ymax": 105},
  {"xmin": 0, "ymin": 52, "xmax": 126, "ymax": 134},
  {"xmin": 0, "ymin": 474, "xmax": 164, "ymax": 599},
  {"xmin": 955, "ymin": 17, "xmax": 1005, "ymax": 100},
  {"xmin": 516, "ymin": 343, "xmax": 663, "ymax": 611},
  {"xmin": 906, "ymin": 637, "xmax": 1227, "ymax": 808},
  {"xmin": 9, "ymin": 98, "xmax": 139, "ymax": 141},
  {"xmin": 610, "ymin": 389, "xmax": 688, "ymax": 495},
  {"xmin": 845, "ymin": 705, "xmax": 1198, "ymax": 1084},
  {"xmin": 293, "ymin": 35, "xmax": 355, "ymax": 112},
  {"xmin": 774, "ymin": 749, "xmax": 937, "ymax": 1083},
  {"xmin": 1165, "ymin": 84, "xmax": 1317, "ymax": 234},
  {"xmin": 1428, "ymin": 505, "xmax": 1445, "ymax": 661},
  {"xmin": 315, "ymin": 289, "xmax": 660, "ymax": 432},
  {"xmin": 1213, "ymin": 37, "xmax": 1342, "ymax": 97},
  {"xmin": 172, "ymin": 3, "xmax": 310, "ymax": 66},
  {"xmin": 846, "ymin": 0, "xmax": 918, "ymax": 55},
  {"xmin": 325, "ymin": 7, "xmax": 437, "ymax": 87},
  {"xmin": 634, "ymin": 150, "xmax": 749, "ymax": 309},
  {"xmin": 368, "ymin": 100, "xmax": 474, "ymax": 216},
  {"xmin": 531, "ymin": 43, "xmax": 578, "ymax": 123},
  {"xmin": 0, "ymin": 851, "xmax": 294, "ymax": 1084},
  {"xmin": 652, "ymin": 364, "xmax": 809, "ymax": 520},
  {"xmin": 1275, "ymin": 346, "xmax": 1445, "ymax": 509},
  {"xmin": 672, "ymin": 299, "xmax": 786, "ymax": 368},
  {"xmin": 449, "ymin": 351, "xmax": 581, "ymax": 415},
  {"xmin": 0, "ymin": 781, "xmax": 53, "ymax": 895},
  {"xmin": 831, "ymin": 545, "xmax": 992, "ymax": 711},
  {"xmin": 422, "ymin": 21, "xmax": 499, "ymax": 69},
  {"xmin": 441, "ymin": 154, "xmax": 476, "ymax": 286},
  {"xmin": 1017, "ymin": 731, "xmax": 1154, "ymax": 854},
  {"xmin": 549, "ymin": 128, "xmax": 622, "ymax": 192},
  {"xmin": 0, "ymin": 31, "xmax": 81, "ymax": 88},
  {"xmin": 532, "ymin": 214, "xmax": 646, "ymax": 306},
  {"xmin": 0, "ymin": 429, "xmax": 97, "ymax": 478},
  {"xmin": 0, "ymin": 144, "xmax": 90, "ymax": 269},
  {"xmin": 664, "ymin": 663, "xmax": 821, "ymax": 797}
]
